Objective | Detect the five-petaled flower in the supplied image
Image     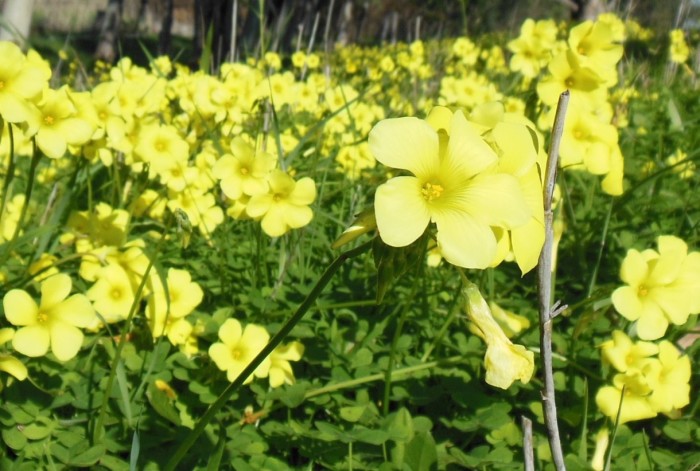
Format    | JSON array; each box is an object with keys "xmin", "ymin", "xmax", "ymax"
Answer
[
  {"xmin": 3, "ymin": 274, "xmax": 96, "ymax": 362},
  {"xmin": 369, "ymin": 109, "xmax": 530, "ymax": 269}
]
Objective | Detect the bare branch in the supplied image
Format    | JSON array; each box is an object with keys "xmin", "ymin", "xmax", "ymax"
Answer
[
  {"xmin": 522, "ymin": 416, "xmax": 535, "ymax": 471},
  {"xmin": 537, "ymin": 90, "xmax": 570, "ymax": 471}
]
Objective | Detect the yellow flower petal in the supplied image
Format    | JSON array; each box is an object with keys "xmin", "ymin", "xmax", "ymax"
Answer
[
  {"xmin": 36, "ymin": 127, "xmax": 68, "ymax": 159},
  {"xmin": 4, "ymin": 290, "xmax": 39, "ymax": 326},
  {"xmin": 446, "ymin": 110, "xmax": 497, "ymax": 179},
  {"xmin": 218, "ymin": 318, "xmax": 243, "ymax": 344},
  {"xmin": 611, "ymin": 286, "xmax": 642, "ymax": 321},
  {"xmin": 0, "ymin": 355, "xmax": 28, "ymax": 381},
  {"xmin": 435, "ymin": 211, "xmax": 497, "ymax": 269},
  {"xmin": 368, "ymin": 117, "xmax": 439, "ymax": 177},
  {"xmin": 49, "ymin": 322, "xmax": 84, "ymax": 361},
  {"xmin": 375, "ymin": 176, "xmax": 431, "ymax": 247},
  {"xmin": 459, "ymin": 173, "xmax": 530, "ymax": 228},
  {"xmin": 635, "ymin": 303, "xmax": 668, "ymax": 340},
  {"xmin": 13, "ymin": 325, "xmax": 50, "ymax": 357},
  {"xmin": 49, "ymin": 294, "xmax": 95, "ymax": 328},
  {"xmin": 40, "ymin": 274, "xmax": 72, "ymax": 309}
]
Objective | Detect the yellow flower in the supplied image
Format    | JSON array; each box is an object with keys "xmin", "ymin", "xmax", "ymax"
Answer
[
  {"xmin": 0, "ymin": 328, "xmax": 28, "ymax": 381},
  {"xmin": 463, "ymin": 282, "xmax": 534, "ymax": 389},
  {"xmin": 611, "ymin": 235, "xmax": 700, "ymax": 340},
  {"xmin": 666, "ymin": 149, "xmax": 695, "ymax": 179},
  {"xmin": 0, "ymin": 41, "xmax": 49, "ymax": 124},
  {"xmin": 595, "ymin": 370, "xmax": 657, "ymax": 424},
  {"xmin": 644, "ymin": 340, "xmax": 691, "ymax": 415},
  {"xmin": 370, "ymin": 109, "xmax": 530, "ymax": 269},
  {"xmin": 600, "ymin": 330, "xmax": 658, "ymax": 373},
  {"xmin": 147, "ymin": 268, "xmax": 203, "ymax": 345},
  {"xmin": 213, "ymin": 137, "xmax": 277, "ymax": 200},
  {"xmin": 488, "ymin": 301, "xmax": 531, "ymax": 338},
  {"xmin": 209, "ymin": 319, "xmax": 271, "ymax": 384},
  {"xmin": 3, "ymin": 274, "xmax": 95, "ymax": 362},
  {"xmin": 246, "ymin": 170, "xmax": 317, "ymax": 237},
  {"xmin": 269, "ymin": 341, "xmax": 304, "ymax": 388},
  {"xmin": 567, "ymin": 20, "xmax": 623, "ymax": 86},
  {"xmin": 591, "ymin": 428, "xmax": 609, "ymax": 471},
  {"xmin": 669, "ymin": 29, "xmax": 690, "ymax": 64},
  {"xmin": 86, "ymin": 263, "xmax": 136, "ymax": 326},
  {"xmin": 30, "ymin": 87, "xmax": 94, "ymax": 159}
]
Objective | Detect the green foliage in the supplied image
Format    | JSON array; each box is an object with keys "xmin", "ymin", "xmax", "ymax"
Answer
[{"xmin": 0, "ymin": 12, "xmax": 699, "ymax": 471}]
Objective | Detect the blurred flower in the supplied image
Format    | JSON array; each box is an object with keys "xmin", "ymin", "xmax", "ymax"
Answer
[
  {"xmin": 600, "ymin": 330, "xmax": 658, "ymax": 373},
  {"xmin": 269, "ymin": 341, "xmax": 304, "ymax": 388},
  {"xmin": 591, "ymin": 428, "xmax": 609, "ymax": 471},
  {"xmin": 0, "ymin": 41, "xmax": 49, "ymax": 124},
  {"xmin": 645, "ymin": 340, "xmax": 691, "ymax": 416},
  {"xmin": 213, "ymin": 137, "xmax": 276, "ymax": 200},
  {"xmin": 246, "ymin": 169, "xmax": 317, "ymax": 237},
  {"xmin": 666, "ymin": 149, "xmax": 695, "ymax": 179},
  {"xmin": 669, "ymin": 29, "xmax": 690, "ymax": 64},
  {"xmin": 3, "ymin": 274, "xmax": 95, "ymax": 361},
  {"xmin": 488, "ymin": 301, "xmax": 531, "ymax": 338},
  {"xmin": 147, "ymin": 268, "xmax": 203, "ymax": 346},
  {"xmin": 595, "ymin": 369, "xmax": 657, "ymax": 424},
  {"xmin": 0, "ymin": 328, "xmax": 28, "ymax": 381},
  {"xmin": 209, "ymin": 319, "xmax": 271, "ymax": 384},
  {"xmin": 611, "ymin": 235, "xmax": 700, "ymax": 340}
]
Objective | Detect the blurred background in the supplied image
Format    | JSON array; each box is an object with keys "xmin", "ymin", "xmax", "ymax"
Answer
[{"xmin": 0, "ymin": 0, "xmax": 695, "ymax": 66}]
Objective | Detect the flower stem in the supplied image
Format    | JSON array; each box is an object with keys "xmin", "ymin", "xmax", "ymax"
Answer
[
  {"xmin": 537, "ymin": 90, "xmax": 569, "ymax": 471},
  {"xmin": 164, "ymin": 240, "xmax": 373, "ymax": 471},
  {"xmin": 92, "ymin": 225, "xmax": 171, "ymax": 443}
]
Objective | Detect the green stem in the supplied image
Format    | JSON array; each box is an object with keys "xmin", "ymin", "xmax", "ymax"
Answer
[
  {"xmin": 586, "ymin": 197, "xmax": 613, "ymax": 297},
  {"xmin": 0, "ymin": 137, "xmax": 41, "ymax": 266},
  {"xmin": 305, "ymin": 355, "xmax": 464, "ymax": 400},
  {"xmin": 0, "ymin": 121, "xmax": 16, "ymax": 225},
  {"xmin": 382, "ymin": 294, "xmax": 413, "ymax": 416},
  {"xmin": 420, "ymin": 295, "xmax": 462, "ymax": 363},
  {"xmin": 164, "ymin": 240, "xmax": 372, "ymax": 471},
  {"xmin": 92, "ymin": 224, "xmax": 171, "ymax": 443}
]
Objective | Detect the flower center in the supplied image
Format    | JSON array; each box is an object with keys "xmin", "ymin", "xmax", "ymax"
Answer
[
  {"xmin": 110, "ymin": 287, "xmax": 123, "ymax": 300},
  {"xmin": 232, "ymin": 347, "xmax": 244, "ymax": 360},
  {"xmin": 37, "ymin": 311, "xmax": 50, "ymax": 324},
  {"xmin": 240, "ymin": 167, "xmax": 249, "ymax": 175},
  {"xmin": 44, "ymin": 115, "xmax": 55, "ymax": 126},
  {"xmin": 637, "ymin": 285, "xmax": 649, "ymax": 297},
  {"xmin": 564, "ymin": 77, "xmax": 575, "ymax": 88},
  {"xmin": 421, "ymin": 182, "xmax": 444, "ymax": 202}
]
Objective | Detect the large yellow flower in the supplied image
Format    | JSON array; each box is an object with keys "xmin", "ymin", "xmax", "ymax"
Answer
[
  {"xmin": 369, "ymin": 109, "xmax": 530, "ymax": 269},
  {"xmin": 3, "ymin": 274, "xmax": 95, "ymax": 362}
]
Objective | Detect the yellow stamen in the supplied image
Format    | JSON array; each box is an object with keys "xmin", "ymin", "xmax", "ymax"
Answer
[{"xmin": 421, "ymin": 182, "xmax": 444, "ymax": 202}]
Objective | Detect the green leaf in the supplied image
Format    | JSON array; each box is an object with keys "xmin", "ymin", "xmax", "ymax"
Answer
[
  {"xmin": 70, "ymin": 444, "xmax": 106, "ymax": 467},
  {"xmin": 662, "ymin": 419, "xmax": 695, "ymax": 443},
  {"xmin": 21, "ymin": 417, "xmax": 54, "ymax": 440},
  {"xmin": 206, "ymin": 422, "xmax": 226, "ymax": 471},
  {"xmin": 651, "ymin": 449, "xmax": 680, "ymax": 467},
  {"xmin": 340, "ymin": 405, "xmax": 367, "ymax": 423},
  {"xmin": 403, "ymin": 431, "xmax": 438, "ymax": 471},
  {"xmin": 384, "ymin": 408, "xmax": 414, "ymax": 443},
  {"xmin": 275, "ymin": 382, "xmax": 310, "ymax": 408},
  {"xmin": 2, "ymin": 427, "xmax": 27, "ymax": 450},
  {"xmin": 349, "ymin": 426, "xmax": 390, "ymax": 445},
  {"xmin": 147, "ymin": 382, "xmax": 181, "ymax": 426}
]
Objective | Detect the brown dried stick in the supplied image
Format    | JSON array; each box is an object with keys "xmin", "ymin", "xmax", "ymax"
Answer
[{"xmin": 537, "ymin": 90, "xmax": 570, "ymax": 471}]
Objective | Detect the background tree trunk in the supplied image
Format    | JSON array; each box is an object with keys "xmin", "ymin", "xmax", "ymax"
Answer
[
  {"xmin": 0, "ymin": 0, "xmax": 35, "ymax": 46},
  {"xmin": 95, "ymin": 0, "xmax": 124, "ymax": 63}
]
